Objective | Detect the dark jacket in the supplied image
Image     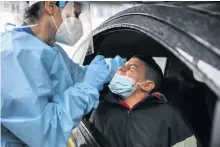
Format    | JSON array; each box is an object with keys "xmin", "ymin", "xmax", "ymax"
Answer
[{"xmin": 90, "ymin": 92, "xmax": 200, "ymax": 147}]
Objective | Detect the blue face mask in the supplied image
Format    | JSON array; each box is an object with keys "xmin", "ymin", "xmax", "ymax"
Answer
[
  {"xmin": 108, "ymin": 73, "xmax": 148, "ymax": 99},
  {"xmin": 108, "ymin": 73, "xmax": 136, "ymax": 99}
]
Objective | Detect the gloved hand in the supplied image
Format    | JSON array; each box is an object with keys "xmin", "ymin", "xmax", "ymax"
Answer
[
  {"xmin": 84, "ymin": 55, "xmax": 110, "ymax": 90},
  {"xmin": 105, "ymin": 55, "xmax": 126, "ymax": 82}
]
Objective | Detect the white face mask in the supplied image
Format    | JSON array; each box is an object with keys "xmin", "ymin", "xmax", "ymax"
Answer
[{"xmin": 52, "ymin": 16, "xmax": 83, "ymax": 47}]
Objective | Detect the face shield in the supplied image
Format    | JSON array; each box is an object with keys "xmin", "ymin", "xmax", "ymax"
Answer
[{"xmin": 55, "ymin": 1, "xmax": 94, "ymax": 63}]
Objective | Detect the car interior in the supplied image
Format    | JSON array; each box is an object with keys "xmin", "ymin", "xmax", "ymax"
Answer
[{"xmin": 75, "ymin": 29, "xmax": 218, "ymax": 147}]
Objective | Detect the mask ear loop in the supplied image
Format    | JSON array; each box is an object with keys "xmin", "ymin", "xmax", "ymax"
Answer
[
  {"xmin": 51, "ymin": 14, "xmax": 70, "ymax": 43},
  {"xmin": 51, "ymin": 12, "xmax": 71, "ymax": 37},
  {"xmin": 136, "ymin": 81, "xmax": 149, "ymax": 90},
  {"xmin": 51, "ymin": 15, "xmax": 59, "ymax": 35},
  {"xmin": 50, "ymin": 2, "xmax": 60, "ymax": 31},
  {"xmin": 51, "ymin": 2, "xmax": 71, "ymax": 35},
  {"xmin": 50, "ymin": 3, "xmax": 72, "ymax": 45}
]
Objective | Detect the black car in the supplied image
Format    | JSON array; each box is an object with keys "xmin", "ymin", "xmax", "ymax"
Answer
[{"xmin": 69, "ymin": 2, "xmax": 220, "ymax": 147}]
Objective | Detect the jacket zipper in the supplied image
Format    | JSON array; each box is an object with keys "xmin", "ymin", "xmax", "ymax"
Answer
[
  {"xmin": 125, "ymin": 110, "xmax": 131, "ymax": 147},
  {"xmin": 127, "ymin": 111, "xmax": 130, "ymax": 117}
]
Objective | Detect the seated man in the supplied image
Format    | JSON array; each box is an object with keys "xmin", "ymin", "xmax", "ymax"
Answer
[{"xmin": 90, "ymin": 55, "xmax": 200, "ymax": 147}]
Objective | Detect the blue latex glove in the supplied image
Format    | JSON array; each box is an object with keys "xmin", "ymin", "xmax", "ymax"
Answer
[
  {"xmin": 84, "ymin": 55, "xmax": 110, "ymax": 90},
  {"xmin": 105, "ymin": 55, "xmax": 126, "ymax": 82}
]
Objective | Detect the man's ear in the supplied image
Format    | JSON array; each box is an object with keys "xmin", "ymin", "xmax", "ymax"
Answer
[
  {"xmin": 141, "ymin": 81, "xmax": 155, "ymax": 92},
  {"xmin": 44, "ymin": 1, "xmax": 56, "ymax": 15}
]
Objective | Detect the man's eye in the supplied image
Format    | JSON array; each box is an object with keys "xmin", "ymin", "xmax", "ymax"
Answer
[
  {"xmin": 129, "ymin": 66, "xmax": 137, "ymax": 71},
  {"xmin": 130, "ymin": 65, "xmax": 136, "ymax": 69}
]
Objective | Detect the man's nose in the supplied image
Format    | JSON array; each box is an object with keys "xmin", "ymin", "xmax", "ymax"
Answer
[{"xmin": 118, "ymin": 65, "xmax": 127, "ymax": 74}]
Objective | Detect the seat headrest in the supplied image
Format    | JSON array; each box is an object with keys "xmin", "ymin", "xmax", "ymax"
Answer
[{"xmin": 159, "ymin": 77, "xmax": 181, "ymax": 92}]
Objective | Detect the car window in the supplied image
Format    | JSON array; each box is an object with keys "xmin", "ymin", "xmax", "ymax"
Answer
[{"xmin": 153, "ymin": 57, "xmax": 167, "ymax": 74}]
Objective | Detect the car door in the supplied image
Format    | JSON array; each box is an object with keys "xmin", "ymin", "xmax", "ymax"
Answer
[
  {"xmin": 65, "ymin": 2, "xmax": 220, "ymax": 147},
  {"xmin": 82, "ymin": 2, "xmax": 220, "ymax": 147}
]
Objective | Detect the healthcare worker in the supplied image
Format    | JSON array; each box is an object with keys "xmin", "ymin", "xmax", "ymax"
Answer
[{"xmin": 1, "ymin": 1, "xmax": 125, "ymax": 147}]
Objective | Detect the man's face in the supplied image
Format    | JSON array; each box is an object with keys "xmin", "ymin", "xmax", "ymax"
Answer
[
  {"xmin": 117, "ymin": 58, "xmax": 147, "ymax": 84},
  {"xmin": 117, "ymin": 57, "xmax": 155, "ymax": 92}
]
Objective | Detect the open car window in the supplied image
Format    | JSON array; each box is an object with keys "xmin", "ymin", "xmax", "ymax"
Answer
[{"xmin": 153, "ymin": 57, "xmax": 167, "ymax": 75}]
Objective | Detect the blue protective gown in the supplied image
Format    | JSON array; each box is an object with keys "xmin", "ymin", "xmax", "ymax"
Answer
[{"xmin": 1, "ymin": 28, "xmax": 99, "ymax": 147}]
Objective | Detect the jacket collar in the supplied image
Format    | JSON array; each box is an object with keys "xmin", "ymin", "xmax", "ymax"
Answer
[{"xmin": 104, "ymin": 92, "xmax": 168, "ymax": 107}]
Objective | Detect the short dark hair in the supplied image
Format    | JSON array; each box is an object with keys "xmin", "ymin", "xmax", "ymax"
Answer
[
  {"xmin": 24, "ymin": 2, "xmax": 44, "ymax": 21},
  {"xmin": 132, "ymin": 55, "xmax": 163, "ymax": 91}
]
